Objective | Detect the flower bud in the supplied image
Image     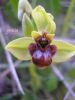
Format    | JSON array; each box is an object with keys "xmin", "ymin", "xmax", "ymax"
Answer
[{"xmin": 18, "ymin": 0, "xmax": 32, "ymax": 21}]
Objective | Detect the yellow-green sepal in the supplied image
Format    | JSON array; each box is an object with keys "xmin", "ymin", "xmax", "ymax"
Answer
[
  {"xmin": 32, "ymin": 5, "xmax": 56, "ymax": 34},
  {"xmin": 51, "ymin": 39, "xmax": 75, "ymax": 63},
  {"xmin": 22, "ymin": 13, "xmax": 34, "ymax": 36},
  {"xmin": 5, "ymin": 37, "xmax": 34, "ymax": 60}
]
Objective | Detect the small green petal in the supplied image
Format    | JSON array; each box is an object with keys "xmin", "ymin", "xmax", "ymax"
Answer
[
  {"xmin": 31, "ymin": 31, "xmax": 41, "ymax": 39},
  {"xmin": 46, "ymin": 33, "xmax": 55, "ymax": 41}
]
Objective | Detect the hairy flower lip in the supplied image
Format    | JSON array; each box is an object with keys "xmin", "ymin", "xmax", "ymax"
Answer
[
  {"xmin": 32, "ymin": 49, "xmax": 52, "ymax": 67},
  {"xmin": 28, "ymin": 43, "xmax": 37, "ymax": 55},
  {"xmin": 50, "ymin": 45, "xmax": 57, "ymax": 56}
]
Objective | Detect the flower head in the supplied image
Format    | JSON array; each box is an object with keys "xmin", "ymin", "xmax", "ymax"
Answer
[
  {"xmin": 28, "ymin": 31, "xmax": 57, "ymax": 68},
  {"xmin": 5, "ymin": 5, "xmax": 75, "ymax": 69}
]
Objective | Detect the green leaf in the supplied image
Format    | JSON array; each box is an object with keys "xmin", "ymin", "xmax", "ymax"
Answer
[
  {"xmin": 35, "ymin": 0, "xmax": 61, "ymax": 15},
  {"xmin": 4, "ymin": 2, "xmax": 19, "ymax": 27},
  {"xmin": 49, "ymin": 0, "xmax": 61, "ymax": 15},
  {"xmin": 6, "ymin": 37, "xmax": 34, "ymax": 60},
  {"xmin": 29, "ymin": 63, "xmax": 41, "ymax": 92},
  {"xmin": 37, "ymin": 67, "xmax": 52, "ymax": 78},
  {"xmin": 51, "ymin": 40, "xmax": 75, "ymax": 63},
  {"xmin": 9, "ymin": 0, "xmax": 18, "ymax": 13},
  {"xmin": 44, "ymin": 74, "xmax": 58, "ymax": 92},
  {"xmin": 67, "ymin": 68, "xmax": 75, "ymax": 78},
  {"xmin": 22, "ymin": 91, "xmax": 35, "ymax": 100},
  {"xmin": 22, "ymin": 13, "xmax": 34, "ymax": 36},
  {"xmin": 32, "ymin": 5, "xmax": 56, "ymax": 34},
  {"xmin": 62, "ymin": 0, "xmax": 75, "ymax": 35}
]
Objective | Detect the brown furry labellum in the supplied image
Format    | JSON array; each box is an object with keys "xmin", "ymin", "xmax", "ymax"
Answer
[{"xmin": 28, "ymin": 32, "xmax": 57, "ymax": 68}]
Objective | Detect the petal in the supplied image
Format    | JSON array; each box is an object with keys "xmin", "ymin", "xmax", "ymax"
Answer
[
  {"xmin": 31, "ymin": 31, "xmax": 41, "ymax": 39},
  {"xmin": 46, "ymin": 34, "xmax": 55, "ymax": 41}
]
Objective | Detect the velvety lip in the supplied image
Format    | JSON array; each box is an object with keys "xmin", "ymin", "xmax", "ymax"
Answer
[{"xmin": 28, "ymin": 32, "xmax": 57, "ymax": 68}]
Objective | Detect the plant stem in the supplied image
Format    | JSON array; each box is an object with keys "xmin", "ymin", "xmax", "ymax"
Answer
[
  {"xmin": 62, "ymin": 0, "xmax": 75, "ymax": 37},
  {"xmin": 0, "ymin": 10, "xmax": 24, "ymax": 95}
]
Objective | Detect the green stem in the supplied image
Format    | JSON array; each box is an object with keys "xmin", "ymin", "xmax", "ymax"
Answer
[{"xmin": 62, "ymin": 0, "xmax": 75, "ymax": 37}]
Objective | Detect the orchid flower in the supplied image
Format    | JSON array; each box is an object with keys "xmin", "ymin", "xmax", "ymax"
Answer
[{"xmin": 6, "ymin": 6, "xmax": 75, "ymax": 69}]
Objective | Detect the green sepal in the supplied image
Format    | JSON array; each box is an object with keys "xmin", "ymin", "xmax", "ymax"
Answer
[
  {"xmin": 51, "ymin": 40, "xmax": 75, "ymax": 63},
  {"xmin": 32, "ymin": 5, "xmax": 56, "ymax": 34},
  {"xmin": 22, "ymin": 13, "xmax": 34, "ymax": 36},
  {"xmin": 5, "ymin": 37, "xmax": 34, "ymax": 60}
]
